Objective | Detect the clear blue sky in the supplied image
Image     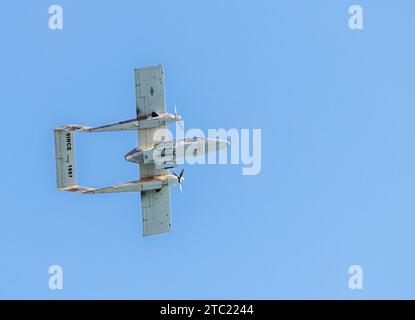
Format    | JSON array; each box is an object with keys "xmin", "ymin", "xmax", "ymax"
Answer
[{"xmin": 0, "ymin": 0, "xmax": 414, "ymax": 299}]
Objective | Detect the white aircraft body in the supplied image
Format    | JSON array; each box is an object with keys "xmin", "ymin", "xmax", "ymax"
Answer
[{"xmin": 54, "ymin": 65, "xmax": 229, "ymax": 236}]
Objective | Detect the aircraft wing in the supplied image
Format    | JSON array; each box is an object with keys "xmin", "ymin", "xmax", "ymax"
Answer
[
  {"xmin": 135, "ymin": 65, "xmax": 172, "ymax": 236},
  {"xmin": 135, "ymin": 64, "xmax": 166, "ymax": 119},
  {"xmin": 141, "ymin": 187, "xmax": 172, "ymax": 236},
  {"xmin": 135, "ymin": 65, "xmax": 169, "ymax": 178}
]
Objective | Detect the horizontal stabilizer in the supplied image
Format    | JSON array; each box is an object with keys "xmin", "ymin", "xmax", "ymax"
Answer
[{"xmin": 54, "ymin": 128, "xmax": 77, "ymax": 189}]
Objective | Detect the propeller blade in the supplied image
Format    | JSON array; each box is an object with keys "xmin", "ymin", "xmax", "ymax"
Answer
[
  {"xmin": 173, "ymin": 168, "xmax": 184, "ymax": 192},
  {"xmin": 174, "ymin": 105, "xmax": 184, "ymax": 130}
]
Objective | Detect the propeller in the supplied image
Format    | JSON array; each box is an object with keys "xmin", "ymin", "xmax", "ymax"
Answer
[
  {"xmin": 173, "ymin": 168, "xmax": 185, "ymax": 192},
  {"xmin": 172, "ymin": 104, "xmax": 184, "ymax": 159},
  {"xmin": 174, "ymin": 104, "xmax": 184, "ymax": 130}
]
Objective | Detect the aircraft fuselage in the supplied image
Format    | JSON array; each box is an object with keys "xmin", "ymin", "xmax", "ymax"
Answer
[{"xmin": 124, "ymin": 137, "xmax": 229, "ymax": 169}]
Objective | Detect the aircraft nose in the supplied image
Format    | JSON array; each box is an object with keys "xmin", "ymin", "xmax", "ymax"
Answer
[{"xmin": 124, "ymin": 148, "xmax": 140, "ymax": 162}]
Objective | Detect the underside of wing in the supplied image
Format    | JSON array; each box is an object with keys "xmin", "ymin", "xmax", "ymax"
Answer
[
  {"xmin": 135, "ymin": 65, "xmax": 169, "ymax": 178},
  {"xmin": 135, "ymin": 65, "xmax": 166, "ymax": 117},
  {"xmin": 141, "ymin": 187, "xmax": 171, "ymax": 236},
  {"xmin": 135, "ymin": 66, "xmax": 172, "ymax": 236}
]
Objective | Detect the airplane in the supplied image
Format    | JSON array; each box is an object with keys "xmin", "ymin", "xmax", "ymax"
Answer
[{"xmin": 54, "ymin": 65, "xmax": 229, "ymax": 236}]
